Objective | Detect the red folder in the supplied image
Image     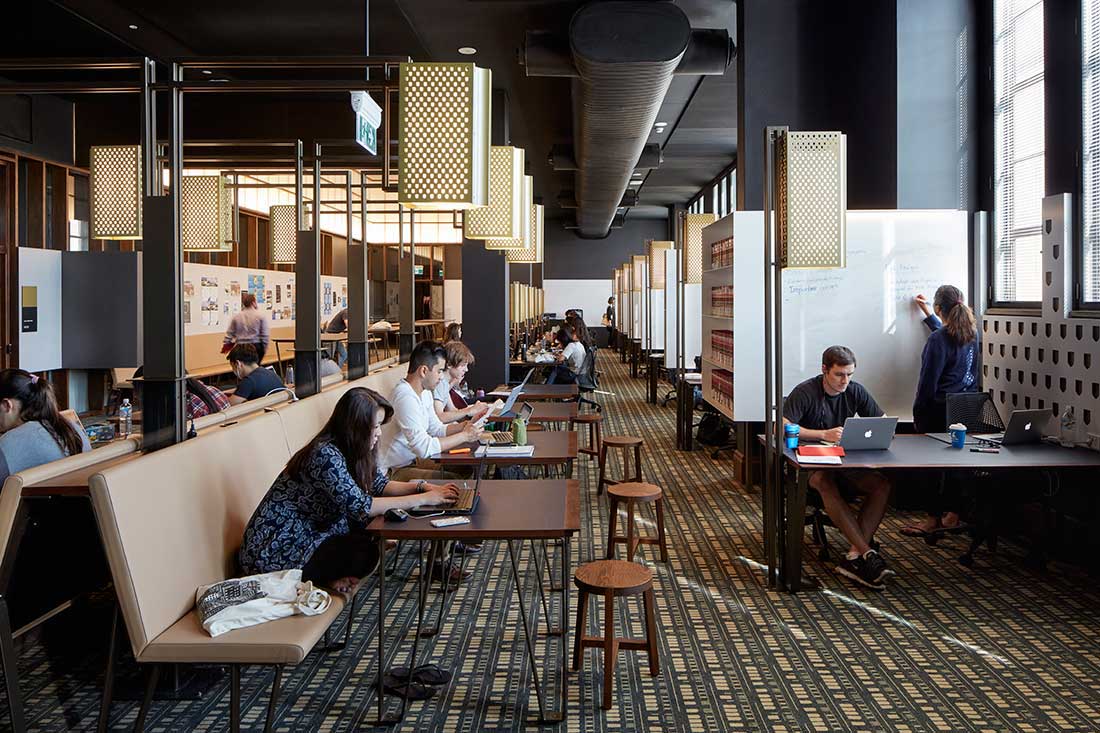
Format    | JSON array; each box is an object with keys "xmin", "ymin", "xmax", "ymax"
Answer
[{"xmin": 797, "ymin": 445, "xmax": 845, "ymax": 457}]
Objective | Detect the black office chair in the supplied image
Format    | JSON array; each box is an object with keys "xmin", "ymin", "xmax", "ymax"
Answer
[{"xmin": 576, "ymin": 345, "xmax": 602, "ymax": 412}]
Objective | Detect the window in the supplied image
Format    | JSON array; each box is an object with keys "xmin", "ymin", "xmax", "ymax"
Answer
[
  {"xmin": 1084, "ymin": 0, "xmax": 1100, "ymax": 304},
  {"xmin": 992, "ymin": 0, "xmax": 1044, "ymax": 304}
]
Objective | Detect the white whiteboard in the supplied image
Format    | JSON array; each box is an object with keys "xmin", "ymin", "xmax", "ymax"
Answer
[
  {"xmin": 18, "ymin": 248, "xmax": 63, "ymax": 372},
  {"xmin": 543, "ymin": 278, "xmax": 610, "ymax": 321},
  {"xmin": 663, "ymin": 251, "xmax": 679, "ymax": 368},
  {"xmin": 779, "ymin": 210, "xmax": 969, "ymax": 420}
]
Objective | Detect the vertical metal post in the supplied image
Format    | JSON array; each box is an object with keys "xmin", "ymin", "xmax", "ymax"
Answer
[
  {"xmin": 295, "ymin": 140, "xmax": 304, "ymax": 230},
  {"xmin": 398, "ymin": 206, "xmax": 415, "ymax": 360},
  {"xmin": 293, "ymin": 143, "xmax": 323, "ymax": 396},
  {"xmin": 348, "ymin": 174, "xmax": 369, "ymax": 378},
  {"xmin": 140, "ymin": 62, "xmax": 187, "ymax": 451}
]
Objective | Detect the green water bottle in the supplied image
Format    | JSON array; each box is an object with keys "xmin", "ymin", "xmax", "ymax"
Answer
[{"xmin": 512, "ymin": 414, "xmax": 528, "ymax": 446}]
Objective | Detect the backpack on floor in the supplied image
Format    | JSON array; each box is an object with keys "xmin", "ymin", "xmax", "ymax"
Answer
[{"xmin": 696, "ymin": 412, "xmax": 730, "ymax": 446}]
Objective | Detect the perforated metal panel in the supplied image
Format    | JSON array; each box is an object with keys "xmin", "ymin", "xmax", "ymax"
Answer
[
  {"xmin": 486, "ymin": 175, "xmax": 533, "ymax": 251},
  {"xmin": 648, "ymin": 240, "xmax": 673, "ymax": 288},
  {"xmin": 269, "ymin": 205, "xmax": 297, "ymax": 264},
  {"xmin": 90, "ymin": 145, "xmax": 142, "ymax": 240},
  {"xmin": 682, "ymin": 214, "xmax": 715, "ymax": 284},
  {"xmin": 466, "ymin": 146, "xmax": 524, "ymax": 239},
  {"xmin": 506, "ymin": 204, "xmax": 544, "ymax": 264},
  {"xmin": 398, "ymin": 62, "xmax": 490, "ymax": 210},
  {"xmin": 181, "ymin": 175, "xmax": 233, "ymax": 252},
  {"xmin": 778, "ymin": 131, "xmax": 847, "ymax": 269}
]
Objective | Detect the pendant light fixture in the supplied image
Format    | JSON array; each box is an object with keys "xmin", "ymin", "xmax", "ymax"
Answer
[
  {"xmin": 89, "ymin": 145, "xmax": 143, "ymax": 240},
  {"xmin": 506, "ymin": 204, "xmax": 544, "ymax": 264},
  {"xmin": 466, "ymin": 146, "xmax": 525, "ymax": 240},
  {"xmin": 269, "ymin": 204, "xmax": 297, "ymax": 264},
  {"xmin": 681, "ymin": 213, "xmax": 716, "ymax": 284},
  {"xmin": 647, "ymin": 240, "xmax": 674, "ymax": 288},
  {"xmin": 180, "ymin": 175, "xmax": 235, "ymax": 252},
  {"xmin": 485, "ymin": 175, "xmax": 533, "ymax": 251},
  {"xmin": 776, "ymin": 131, "xmax": 847, "ymax": 268},
  {"xmin": 398, "ymin": 62, "xmax": 491, "ymax": 210}
]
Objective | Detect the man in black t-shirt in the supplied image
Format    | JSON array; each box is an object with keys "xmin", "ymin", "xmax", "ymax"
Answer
[
  {"xmin": 227, "ymin": 344, "xmax": 285, "ymax": 405},
  {"xmin": 783, "ymin": 346, "xmax": 894, "ymax": 590}
]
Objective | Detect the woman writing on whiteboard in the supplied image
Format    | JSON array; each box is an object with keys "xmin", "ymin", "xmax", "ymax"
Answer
[{"xmin": 902, "ymin": 284, "xmax": 979, "ymax": 536}]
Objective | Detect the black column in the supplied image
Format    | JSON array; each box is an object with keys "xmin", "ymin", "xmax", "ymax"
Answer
[
  {"xmin": 461, "ymin": 240, "xmax": 510, "ymax": 389},
  {"xmin": 347, "ymin": 176, "xmax": 368, "ymax": 378},
  {"xmin": 293, "ymin": 144, "xmax": 322, "ymax": 397},
  {"xmin": 399, "ymin": 209, "xmax": 415, "ymax": 360},
  {"xmin": 141, "ymin": 61, "xmax": 186, "ymax": 450}
]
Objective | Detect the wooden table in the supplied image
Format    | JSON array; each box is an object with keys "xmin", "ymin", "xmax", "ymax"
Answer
[
  {"xmin": 489, "ymin": 383, "xmax": 579, "ymax": 401},
  {"xmin": 761, "ymin": 434, "xmax": 1100, "ymax": 592},
  {"xmin": 365, "ymin": 479, "xmax": 580, "ymax": 724},
  {"xmin": 434, "ymin": 431, "xmax": 577, "ymax": 476}
]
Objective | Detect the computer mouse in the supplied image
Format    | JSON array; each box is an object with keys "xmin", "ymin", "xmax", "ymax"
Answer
[{"xmin": 385, "ymin": 508, "xmax": 409, "ymax": 522}]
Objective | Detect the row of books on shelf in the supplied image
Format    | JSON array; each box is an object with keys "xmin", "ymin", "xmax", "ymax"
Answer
[
  {"xmin": 709, "ymin": 285, "xmax": 733, "ymax": 317},
  {"xmin": 709, "ymin": 235, "xmax": 734, "ymax": 269},
  {"xmin": 710, "ymin": 368, "xmax": 733, "ymax": 410},
  {"xmin": 710, "ymin": 330, "xmax": 733, "ymax": 366}
]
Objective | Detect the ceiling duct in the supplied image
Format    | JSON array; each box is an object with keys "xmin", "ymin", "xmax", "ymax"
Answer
[{"xmin": 524, "ymin": 1, "xmax": 733, "ymax": 238}]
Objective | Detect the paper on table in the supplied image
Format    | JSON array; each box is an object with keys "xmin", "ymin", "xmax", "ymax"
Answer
[
  {"xmin": 796, "ymin": 454, "xmax": 842, "ymax": 465},
  {"xmin": 476, "ymin": 445, "xmax": 535, "ymax": 458}
]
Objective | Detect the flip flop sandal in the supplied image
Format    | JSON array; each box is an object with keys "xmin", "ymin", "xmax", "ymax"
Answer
[
  {"xmin": 899, "ymin": 525, "xmax": 935, "ymax": 537},
  {"xmin": 382, "ymin": 674, "xmax": 438, "ymax": 701},
  {"xmin": 388, "ymin": 663, "xmax": 453, "ymax": 686}
]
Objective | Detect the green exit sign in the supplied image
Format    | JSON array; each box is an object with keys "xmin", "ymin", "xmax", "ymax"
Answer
[{"xmin": 356, "ymin": 114, "xmax": 377, "ymax": 155}]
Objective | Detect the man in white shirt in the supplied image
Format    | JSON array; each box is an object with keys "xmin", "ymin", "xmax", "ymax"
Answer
[
  {"xmin": 381, "ymin": 341, "xmax": 480, "ymax": 481},
  {"xmin": 547, "ymin": 325, "xmax": 587, "ymax": 384}
]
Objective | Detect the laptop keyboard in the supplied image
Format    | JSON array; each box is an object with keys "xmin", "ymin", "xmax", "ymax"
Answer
[
  {"xmin": 490, "ymin": 431, "xmax": 513, "ymax": 443},
  {"xmin": 447, "ymin": 488, "xmax": 477, "ymax": 511}
]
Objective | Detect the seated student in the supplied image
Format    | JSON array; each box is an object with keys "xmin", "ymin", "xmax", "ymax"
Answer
[
  {"xmin": 324, "ymin": 308, "xmax": 349, "ymax": 367},
  {"xmin": 443, "ymin": 322, "xmax": 462, "ymax": 343},
  {"xmin": 134, "ymin": 366, "xmax": 231, "ymax": 421},
  {"xmin": 547, "ymin": 325, "xmax": 586, "ymax": 384},
  {"xmin": 0, "ymin": 369, "xmax": 91, "ymax": 484},
  {"xmin": 379, "ymin": 341, "xmax": 480, "ymax": 481},
  {"xmin": 433, "ymin": 341, "xmax": 488, "ymax": 423},
  {"xmin": 902, "ymin": 286, "xmax": 980, "ymax": 537},
  {"xmin": 239, "ymin": 387, "xmax": 459, "ymax": 593},
  {"xmin": 783, "ymin": 345, "xmax": 895, "ymax": 590},
  {"xmin": 567, "ymin": 315, "xmax": 594, "ymax": 349},
  {"xmin": 227, "ymin": 344, "xmax": 285, "ymax": 404}
]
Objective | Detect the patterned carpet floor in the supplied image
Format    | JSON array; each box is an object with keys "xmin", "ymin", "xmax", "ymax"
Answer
[{"xmin": 11, "ymin": 355, "xmax": 1100, "ymax": 732}]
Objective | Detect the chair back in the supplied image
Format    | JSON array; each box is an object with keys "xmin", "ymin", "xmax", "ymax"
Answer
[
  {"xmin": 576, "ymin": 346, "xmax": 598, "ymax": 391},
  {"xmin": 946, "ymin": 392, "xmax": 1005, "ymax": 433}
]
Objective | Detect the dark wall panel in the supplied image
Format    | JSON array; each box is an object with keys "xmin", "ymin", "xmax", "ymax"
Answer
[
  {"xmin": 461, "ymin": 241, "xmax": 510, "ymax": 388},
  {"xmin": 0, "ymin": 93, "xmax": 74, "ymax": 165},
  {"xmin": 62, "ymin": 252, "xmax": 142, "ymax": 368},
  {"xmin": 543, "ymin": 218, "xmax": 668, "ymax": 279}
]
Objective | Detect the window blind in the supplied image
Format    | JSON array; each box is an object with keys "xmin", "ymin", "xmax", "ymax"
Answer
[
  {"xmin": 1084, "ymin": 0, "xmax": 1100, "ymax": 302},
  {"xmin": 993, "ymin": 0, "xmax": 1044, "ymax": 303}
]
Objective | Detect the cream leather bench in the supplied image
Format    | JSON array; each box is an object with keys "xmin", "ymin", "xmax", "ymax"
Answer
[
  {"xmin": 0, "ymin": 438, "xmax": 142, "ymax": 733},
  {"xmin": 90, "ymin": 413, "xmax": 346, "ymax": 732}
]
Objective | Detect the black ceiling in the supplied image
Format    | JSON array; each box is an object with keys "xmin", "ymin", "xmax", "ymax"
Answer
[{"xmin": 12, "ymin": 0, "xmax": 737, "ymax": 223}]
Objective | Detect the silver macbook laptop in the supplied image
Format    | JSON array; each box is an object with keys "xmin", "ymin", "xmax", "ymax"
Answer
[
  {"xmin": 498, "ymin": 369, "xmax": 534, "ymax": 414},
  {"xmin": 980, "ymin": 409, "xmax": 1050, "ymax": 446},
  {"xmin": 839, "ymin": 416, "xmax": 898, "ymax": 451}
]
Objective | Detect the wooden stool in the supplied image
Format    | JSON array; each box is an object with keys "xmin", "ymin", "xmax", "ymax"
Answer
[
  {"xmin": 607, "ymin": 483, "xmax": 669, "ymax": 562},
  {"xmin": 570, "ymin": 412, "xmax": 604, "ymax": 459},
  {"xmin": 597, "ymin": 435, "xmax": 643, "ymax": 495},
  {"xmin": 572, "ymin": 560, "xmax": 658, "ymax": 710}
]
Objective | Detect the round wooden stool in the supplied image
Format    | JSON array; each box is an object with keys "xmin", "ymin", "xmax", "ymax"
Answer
[
  {"xmin": 570, "ymin": 412, "xmax": 604, "ymax": 459},
  {"xmin": 606, "ymin": 482, "xmax": 669, "ymax": 563},
  {"xmin": 572, "ymin": 560, "xmax": 658, "ymax": 710},
  {"xmin": 597, "ymin": 435, "xmax": 643, "ymax": 495}
]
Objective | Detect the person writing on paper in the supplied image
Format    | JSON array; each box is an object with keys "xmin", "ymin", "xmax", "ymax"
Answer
[
  {"xmin": 379, "ymin": 341, "xmax": 482, "ymax": 481},
  {"xmin": 239, "ymin": 388, "xmax": 459, "ymax": 593},
  {"xmin": 0, "ymin": 369, "xmax": 90, "ymax": 484},
  {"xmin": 433, "ymin": 341, "xmax": 489, "ymax": 423},
  {"xmin": 547, "ymin": 325, "xmax": 585, "ymax": 384},
  {"xmin": 901, "ymin": 286, "xmax": 979, "ymax": 537},
  {"xmin": 223, "ymin": 292, "xmax": 270, "ymax": 362},
  {"xmin": 783, "ymin": 346, "xmax": 895, "ymax": 590}
]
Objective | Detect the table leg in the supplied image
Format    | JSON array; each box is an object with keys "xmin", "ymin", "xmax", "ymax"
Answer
[
  {"xmin": 532, "ymin": 540, "xmax": 561, "ymax": 636},
  {"xmin": 398, "ymin": 540, "xmax": 428, "ymax": 720},
  {"xmin": 506, "ymin": 540, "xmax": 547, "ymax": 723},
  {"xmin": 375, "ymin": 537, "xmax": 387, "ymax": 724},
  {"xmin": 783, "ymin": 470, "xmax": 810, "ymax": 592},
  {"xmin": 560, "ymin": 536, "xmax": 570, "ymax": 721},
  {"xmin": 274, "ymin": 341, "xmax": 284, "ymax": 380}
]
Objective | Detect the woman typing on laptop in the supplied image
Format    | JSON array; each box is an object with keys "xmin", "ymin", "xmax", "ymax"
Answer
[{"xmin": 782, "ymin": 346, "xmax": 895, "ymax": 590}]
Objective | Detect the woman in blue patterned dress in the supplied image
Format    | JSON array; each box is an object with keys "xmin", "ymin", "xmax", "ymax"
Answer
[{"xmin": 239, "ymin": 387, "xmax": 459, "ymax": 592}]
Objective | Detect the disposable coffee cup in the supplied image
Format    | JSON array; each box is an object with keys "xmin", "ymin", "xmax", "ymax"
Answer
[{"xmin": 948, "ymin": 422, "xmax": 967, "ymax": 449}]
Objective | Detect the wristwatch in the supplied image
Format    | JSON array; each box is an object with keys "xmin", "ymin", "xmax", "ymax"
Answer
[{"xmin": 415, "ymin": 479, "xmax": 426, "ymax": 494}]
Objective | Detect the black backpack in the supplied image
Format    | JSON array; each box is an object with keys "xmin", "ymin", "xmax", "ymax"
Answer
[{"xmin": 696, "ymin": 412, "xmax": 730, "ymax": 446}]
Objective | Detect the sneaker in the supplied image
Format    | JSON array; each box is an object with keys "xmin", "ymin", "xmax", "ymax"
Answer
[
  {"xmin": 453, "ymin": 541, "xmax": 483, "ymax": 555},
  {"xmin": 836, "ymin": 555, "xmax": 885, "ymax": 590},
  {"xmin": 861, "ymin": 550, "xmax": 895, "ymax": 583}
]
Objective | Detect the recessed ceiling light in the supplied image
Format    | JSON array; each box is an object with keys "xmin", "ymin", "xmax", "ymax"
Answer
[
  {"xmin": 128, "ymin": 23, "xmax": 138, "ymax": 30},
  {"xmin": 458, "ymin": 47, "xmax": 477, "ymax": 55},
  {"xmin": 202, "ymin": 69, "xmax": 213, "ymax": 75}
]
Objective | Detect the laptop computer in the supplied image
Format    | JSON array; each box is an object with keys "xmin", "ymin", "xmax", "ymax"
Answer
[
  {"xmin": 497, "ymin": 369, "xmax": 534, "ymax": 415},
  {"xmin": 978, "ymin": 409, "xmax": 1050, "ymax": 446},
  {"xmin": 482, "ymin": 402, "xmax": 534, "ymax": 445},
  {"xmin": 408, "ymin": 471, "xmax": 482, "ymax": 516},
  {"xmin": 839, "ymin": 416, "xmax": 898, "ymax": 451}
]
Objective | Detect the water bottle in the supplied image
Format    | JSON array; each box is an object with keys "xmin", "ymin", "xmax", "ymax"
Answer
[
  {"xmin": 119, "ymin": 399, "xmax": 133, "ymax": 438},
  {"xmin": 285, "ymin": 366, "xmax": 295, "ymax": 386},
  {"xmin": 1059, "ymin": 405, "xmax": 1076, "ymax": 447},
  {"xmin": 512, "ymin": 414, "xmax": 528, "ymax": 446}
]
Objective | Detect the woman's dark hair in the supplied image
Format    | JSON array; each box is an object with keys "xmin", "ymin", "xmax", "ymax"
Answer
[
  {"xmin": 555, "ymin": 325, "xmax": 575, "ymax": 348},
  {"xmin": 821, "ymin": 345, "xmax": 857, "ymax": 370},
  {"xmin": 444, "ymin": 323, "xmax": 462, "ymax": 343},
  {"xmin": 567, "ymin": 316, "xmax": 592, "ymax": 347},
  {"xmin": 933, "ymin": 284, "xmax": 976, "ymax": 346},
  {"xmin": 0, "ymin": 369, "xmax": 83, "ymax": 456},
  {"xmin": 286, "ymin": 387, "xmax": 393, "ymax": 491},
  {"xmin": 133, "ymin": 366, "xmax": 223, "ymax": 416},
  {"xmin": 241, "ymin": 292, "xmax": 257, "ymax": 309},
  {"xmin": 408, "ymin": 340, "xmax": 445, "ymax": 375}
]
